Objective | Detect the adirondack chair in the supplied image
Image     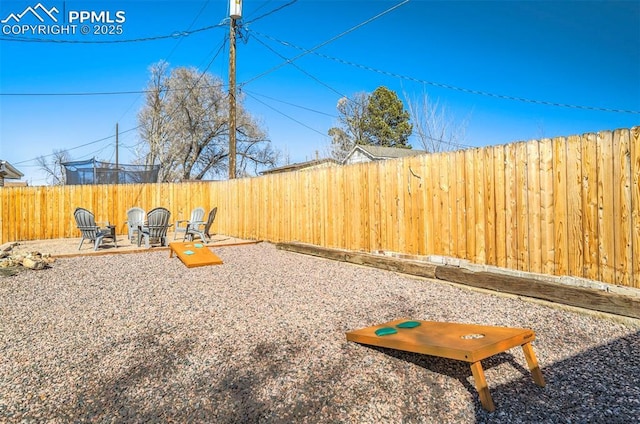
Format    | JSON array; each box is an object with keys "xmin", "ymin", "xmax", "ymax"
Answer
[
  {"xmin": 125, "ymin": 207, "xmax": 145, "ymax": 243},
  {"xmin": 174, "ymin": 207, "xmax": 205, "ymax": 240},
  {"xmin": 185, "ymin": 207, "xmax": 217, "ymax": 243},
  {"xmin": 73, "ymin": 207, "xmax": 117, "ymax": 251},
  {"xmin": 137, "ymin": 207, "xmax": 172, "ymax": 248}
]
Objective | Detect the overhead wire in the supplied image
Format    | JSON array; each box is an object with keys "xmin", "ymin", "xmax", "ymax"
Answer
[
  {"xmin": 244, "ymin": 0, "xmax": 298, "ymax": 24},
  {"xmin": 249, "ymin": 29, "xmax": 640, "ymax": 115},
  {"xmin": 240, "ymin": 0, "xmax": 410, "ymax": 87},
  {"xmin": 242, "ymin": 90, "xmax": 336, "ymax": 117},
  {"xmin": 244, "ymin": 91, "xmax": 329, "ymax": 138},
  {"xmin": 12, "ymin": 127, "xmax": 138, "ymax": 165},
  {"xmin": 242, "ymin": 0, "xmax": 275, "ymax": 21},
  {"xmin": 249, "ymin": 33, "xmax": 348, "ymax": 100}
]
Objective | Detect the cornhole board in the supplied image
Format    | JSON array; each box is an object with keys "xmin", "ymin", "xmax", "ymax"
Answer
[
  {"xmin": 346, "ymin": 319, "xmax": 545, "ymax": 411},
  {"xmin": 169, "ymin": 241, "xmax": 223, "ymax": 268}
]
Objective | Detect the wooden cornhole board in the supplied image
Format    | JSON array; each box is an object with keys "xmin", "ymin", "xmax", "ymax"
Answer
[
  {"xmin": 169, "ymin": 241, "xmax": 223, "ymax": 268},
  {"xmin": 346, "ymin": 319, "xmax": 545, "ymax": 411}
]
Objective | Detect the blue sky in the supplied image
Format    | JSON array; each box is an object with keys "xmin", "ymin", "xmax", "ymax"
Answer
[{"xmin": 1, "ymin": 0, "xmax": 639, "ymax": 185}]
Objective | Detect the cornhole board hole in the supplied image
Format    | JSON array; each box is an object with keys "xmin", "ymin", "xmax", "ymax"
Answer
[
  {"xmin": 346, "ymin": 319, "xmax": 545, "ymax": 411},
  {"xmin": 169, "ymin": 241, "xmax": 223, "ymax": 268}
]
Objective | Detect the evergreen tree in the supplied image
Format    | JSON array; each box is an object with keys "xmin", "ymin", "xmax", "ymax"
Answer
[{"xmin": 364, "ymin": 86, "xmax": 412, "ymax": 148}]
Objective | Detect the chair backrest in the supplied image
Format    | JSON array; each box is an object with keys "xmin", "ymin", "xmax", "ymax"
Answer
[
  {"xmin": 146, "ymin": 207, "xmax": 171, "ymax": 238},
  {"xmin": 74, "ymin": 207, "xmax": 99, "ymax": 239},
  {"xmin": 189, "ymin": 207, "xmax": 205, "ymax": 223},
  {"xmin": 127, "ymin": 207, "xmax": 145, "ymax": 227},
  {"xmin": 203, "ymin": 207, "xmax": 218, "ymax": 235}
]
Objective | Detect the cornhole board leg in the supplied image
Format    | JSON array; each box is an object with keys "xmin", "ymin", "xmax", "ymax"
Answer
[
  {"xmin": 522, "ymin": 342, "xmax": 546, "ymax": 387},
  {"xmin": 470, "ymin": 361, "xmax": 496, "ymax": 412}
]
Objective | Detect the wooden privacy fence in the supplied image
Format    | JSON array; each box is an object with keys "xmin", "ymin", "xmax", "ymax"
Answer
[{"xmin": 1, "ymin": 127, "xmax": 638, "ymax": 288}]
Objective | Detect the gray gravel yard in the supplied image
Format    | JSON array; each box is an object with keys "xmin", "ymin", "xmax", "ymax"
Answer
[{"xmin": 1, "ymin": 242, "xmax": 638, "ymax": 423}]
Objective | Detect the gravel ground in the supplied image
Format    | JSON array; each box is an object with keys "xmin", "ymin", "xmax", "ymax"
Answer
[{"xmin": 1, "ymin": 242, "xmax": 638, "ymax": 423}]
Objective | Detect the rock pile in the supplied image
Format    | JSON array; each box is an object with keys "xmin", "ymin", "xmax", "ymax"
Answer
[{"xmin": 0, "ymin": 244, "xmax": 55, "ymax": 275}]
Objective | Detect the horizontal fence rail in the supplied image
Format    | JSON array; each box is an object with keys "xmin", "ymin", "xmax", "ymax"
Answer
[{"xmin": 1, "ymin": 127, "xmax": 638, "ymax": 288}]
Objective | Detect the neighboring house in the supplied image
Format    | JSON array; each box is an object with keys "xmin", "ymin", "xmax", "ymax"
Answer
[
  {"xmin": 343, "ymin": 145, "xmax": 426, "ymax": 165},
  {"xmin": 260, "ymin": 158, "xmax": 339, "ymax": 175},
  {"xmin": 0, "ymin": 160, "xmax": 24, "ymax": 187},
  {"xmin": 260, "ymin": 145, "xmax": 426, "ymax": 175}
]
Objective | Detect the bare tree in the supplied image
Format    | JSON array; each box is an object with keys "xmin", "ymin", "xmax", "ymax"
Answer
[
  {"xmin": 405, "ymin": 91, "xmax": 468, "ymax": 153},
  {"xmin": 327, "ymin": 92, "xmax": 369, "ymax": 161},
  {"xmin": 36, "ymin": 149, "xmax": 70, "ymax": 185},
  {"xmin": 137, "ymin": 62, "xmax": 278, "ymax": 181},
  {"xmin": 137, "ymin": 61, "xmax": 173, "ymax": 181}
]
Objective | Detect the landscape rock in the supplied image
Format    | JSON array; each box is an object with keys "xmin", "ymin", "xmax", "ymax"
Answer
[
  {"xmin": 22, "ymin": 257, "xmax": 46, "ymax": 270},
  {"xmin": 0, "ymin": 245, "xmax": 54, "ymax": 274}
]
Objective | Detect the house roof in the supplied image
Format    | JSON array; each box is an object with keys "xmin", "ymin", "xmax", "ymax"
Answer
[
  {"xmin": 4, "ymin": 180, "xmax": 28, "ymax": 187},
  {"xmin": 0, "ymin": 160, "xmax": 24, "ymax": 179},
  {"xmin": 260, "ymin": 158, "xmax": 339, "ymax": 175},
  {"xmin": 346, "ymin": 145, "xmax": 425, "ymax": 161}
]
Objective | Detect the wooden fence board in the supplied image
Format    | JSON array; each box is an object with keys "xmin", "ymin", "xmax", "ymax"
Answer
[
  {"xmin": 582, "ymin": 133, "xmax": 600, "ymax": 280},
  {"xmin": 429, "ymin": 153, "xmax": 443, "ymax": 255},
  {"xmin": 566, "ymin": 135, "xmax": 584, "ymax": 277},
  {"xmin": 598, "ymin": 130, "xmax": 615, "ymax": 284},
  {"xmin": 493, "ymin": 145, "xmax": 506, "ymax": 268},
  {"xmin": 527, "ymin": 140, "xmax": 542, "ymax": 273},
  {"xmin": 515, "ymin": 142, "xmax": 529, "ymax": 271},
  {"xmin": 632, "ymin": 126, "xmax": 640, "ymax": 288},
  {"xmin": 413, "ymin": 157, "xmax": 425, "ymax": 255},
  {"xmin": 474, "ymin": 148, "xmax": 486, "ymax": 264},
  {"xmin": 614, "ymin": 128, "xmax": 632, "ymax": 286},
  {"xmin": 445, "ymin": 152, "xmax": 457, "ymax": 257},
  {"xmin": 484, "ymin": 146, "xmax": 496, "ymax": 266},
  {"xmin": 367, "ymin": 161, "xmax": 381, "ymax": 252},
  {"xmin": 424, "ymin": 154, "xmax": 435, "ymax": 254},
  {"xmin": 539, "ymin": 138, "xmax": 555, "ymax": 275},
  {"xmin": 453, "ymin": 150, "xmax": 467, "ymax": 260},
  {"xmin": 439, "ymin": 153, "xmax": 452, "ymax": 255},
  {"xmin": 553, "ymin": 136, "xmax": 569, "ymax": 276},
  {"xmin": 504, "ymin": 143, "xmax": 518, "ymax": 270}
]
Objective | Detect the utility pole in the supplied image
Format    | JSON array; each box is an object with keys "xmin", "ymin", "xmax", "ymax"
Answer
[
  {"xmin": 115, "ymin": 122, "xmax": 119, "ymax": 184},
  {"xmin": 229, "ymin": 0, "xmax": 242, "ymax": 179}
]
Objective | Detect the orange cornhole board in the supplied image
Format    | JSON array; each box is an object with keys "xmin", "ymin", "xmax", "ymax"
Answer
[
  {"xmin": 346, "ymin": 319, "xmax": 545, "ymax": 411},
  {"xmin": 169, "ymin": 241, "xmax": 223, "ymax": 268}
]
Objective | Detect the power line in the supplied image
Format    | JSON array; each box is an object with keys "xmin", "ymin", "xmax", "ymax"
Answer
[
  {"xmin": 243, "ymin": 0, "xmax": 275, "ymax": 21},
  {"xmin": 249, "ymin": 33, "xmax": 348, "ymax": 100},
  {"xmin": 1, "ymin": 90, "xmax": 150, "ymax": 96},
  {"xmin": 250, "ymin": 30, "xmax": 640, "ymax": 115},
  {"xmin": 0, "ymin": 83, "xmax": 227, "ymax": 97},
  {"xmin": 12, "ymin": 127, "xmax": 139, "ymax": 166},
  {"xmin": 240, "ymin": 0, "xmax": 410, "ymax": 87},
  {"xmin": 244, "ymin": 0, "xmax": 298, "ymax": 24},
  {"xmin": 242, "ymin": 89, "xmax": 336, "ymax": 117},
  {"xmin": 244, "ymin": 91, "xmax": 329, "ymax": 138}
]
